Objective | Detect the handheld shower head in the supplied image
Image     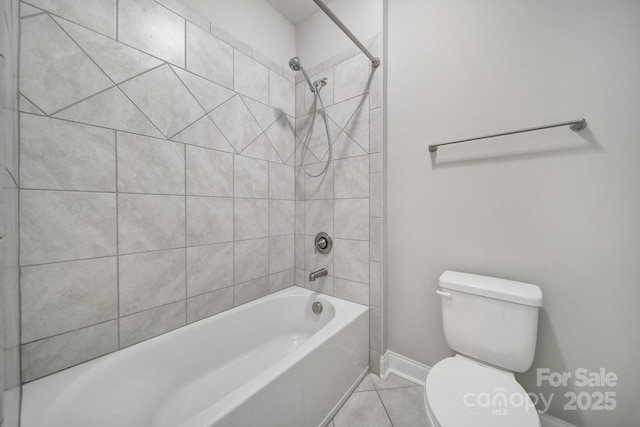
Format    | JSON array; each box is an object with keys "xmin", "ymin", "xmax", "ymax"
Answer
[
  {"xmin": 288, "ymin": 56, "xmax": 315, "ymax": 93},
  {"xmin": 288, "ymin": 57, "xmax": 302, "ymax": 71}
]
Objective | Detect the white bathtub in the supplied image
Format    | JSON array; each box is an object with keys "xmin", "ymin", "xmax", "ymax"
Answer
[{"xmin": 22, "ymin": 286, "xmax": 369, "ymax": 427}]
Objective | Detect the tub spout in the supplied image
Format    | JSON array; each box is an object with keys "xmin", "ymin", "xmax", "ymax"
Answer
[{"xmin": 309, "ymin": 268, "xmax": 328, "ymax": 282}]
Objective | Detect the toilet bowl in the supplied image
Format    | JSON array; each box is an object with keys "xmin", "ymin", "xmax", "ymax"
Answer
[
  {"xmin": 424, "ymin": 356, "xmax": 540, "ymax": 427},
  {"xmin": 424, "ymin": 271, "xmax": 544, "ymax": 427}
]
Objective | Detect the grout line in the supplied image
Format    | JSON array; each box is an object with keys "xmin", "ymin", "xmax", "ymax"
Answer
[
  {"xmin": 183, "ymin": 142, "xmax": 188, "ymax": 324},
  {"xmin": 375, "ymin": 388, "xmax": 395, "ymax": 427},
  {"xmin": 115, "ymin": 130, "xmax": 121, "ymax": 349}
]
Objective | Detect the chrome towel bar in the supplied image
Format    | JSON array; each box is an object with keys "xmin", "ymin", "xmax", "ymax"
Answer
[{"xmin": 428, "ymin": 118, "xmax": 587, "ymax": 153}]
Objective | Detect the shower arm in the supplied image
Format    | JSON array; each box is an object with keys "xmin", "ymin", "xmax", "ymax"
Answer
[{"xmin": 312, "ymin": 0, "xmax": 380, "ymax": 68}]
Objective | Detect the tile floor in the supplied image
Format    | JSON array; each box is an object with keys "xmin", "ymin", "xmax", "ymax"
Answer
[{"xmin": 329, "ymin": 373, "xmax": 429, "ymax": 427}]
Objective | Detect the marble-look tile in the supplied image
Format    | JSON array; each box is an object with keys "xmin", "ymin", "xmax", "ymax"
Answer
[
  {"xmin": 295, "ymin": 167, "xmax": 306, "ymax": 200},
  {"xmin": 20, "ymin": 115, "xmax": 115, "ymax": 191},
  {"xmin": 242, "ymin": 96, "xmax": 281, "ymax": 132},
  {"xmin": 269, "ymin": 269, "xmax": 294, "ymax": 293},
  {"xmin": 305, "ymin": 200, "xmax": 333, "ymax": 236},
  {"xmin": 234, "ymin": 276, "xmax": 269, "ymax": 306},
  {"xmin": 120, "ymin": 65, "xmax": 204, "ymax": 137},
  {"xmin": 234, "ymin": 199, "xmax": 268, "ymax": 240},
  {"xmin": 154, "ymin": 0, "xmax": 209, "ymax": 32},
  {"xmin": 172, "ymin": 116, "xmax": 235, "ymax": 153},
  {"xmin": 355, "ymin": 374, "xmax": 376, "ymax": 392},
  {"xmin": 269, "ymin": 200, "xmax": 294, "ymax": 236},
  {"xmin": 186, "ymin": 196, "xmax": 233, "ymax": 246},
  {"xmin": 19, "ymin": 94, "xmax": 43, "ymax": 114},
  {"xmin": 234, "ymin": 50, "xmax": 269, "ymax": 104},
  {"xmin": 27, "ymin": 0, "xmax": 115, "ymax": 38},
  {"xmin": 343, "ymin": 98, "xmax": 370, "ymax": 152},
  {"xmin": 370, "ymin": 108, "xmax": 381, "ymax": 153},
  {"xmin": 20, "ymin": 190, "xmax": 117, "ymax": 265},
  {"xmin": 334, "ymin": 239, "xmax": 369, "ymax": 283},
  {"xmin": 370, "ymin": 262, "xmax": 381, "ymax": 307},
  {"xmin": 370, "ymin": 217, "xmax": 381, "ymax": 262},
  {"xmin": 210, "ymin": 23, "xmax": 252, "ymax": 57},
  {"xmin": 307, "ymin": 274, "xmax": 334, "ymax": 296},
  {"xmin": 335, "ymin": 199, "xmax": 369, "ymax": 240},
  {"xmin": 269, "ymin": 71, "xmax": 294, "ymax": 117},
  {"xmin": 369, "ymin": 66, "xmax": 382, "ymax": 110},
  {"xmin": 371, "ymin": 373, "xmax": 420, "ymax": 390},
  {"xmin": 119, "ymin": 249, "xmax": 185, "ymax": 316},
  {"xmin": 269, "ymin": 163, "xmax": 295, "ymax": 200},
  {"xmin": 326, "ymin": 95, "xmax": 366, "ymax": 129},
  {"xmin": 55, "ymin": 17, "xmax": 162, "ymax": 83},
  {"xmin": 234, "ymin": 156, "xmax": 268, "ymax": 198},
  {"xmin": 234, "ymin": 238, "xmax": 268, "ymax": 284},
  {"xmin": 334, "ymin": 156, "xmax": 369, "ymax": 199},
  {"xmin": 172, "ymin": 66, "xmax": 235, "ymax": 112},
  {"xmin": 55, "ymin": 87, "xmax": 163, "ymax": 138},
  {"xmin": 370, "ymin": 306, "xmax": 381, "ymax": 353},
  {"xmin": 210, "ymin": 96, "xmax": 262, "ymax": 153},
  {"xmin": 295, "ymin": 113, "xmax": 341, "ymax": 161},
  {"xmin": 334, "ymin": 278, "xmax": 369, "ymax": 305},
  {"xmin": 304, "ymin": 235, "xmax": 333, "ymax": 274},
  {"xmin": 20, "ymin": 257, "xmax": 117, "ymax": 343},
  {"xmin": 322, "ymin": 46, "xmax": 357, "ymax": 70},
  {"xmin": 118, "ymin": 0, "xmax": 185, "ymax": 66},
  {"xmin": 21, "ymin": 320, "xmax": 118, "ymax": 382},
  {"xmin": 186, "ymin": 145, "xmax": 233, "ymax": 196},
  {"xmin": 186, "ymin": 22, "xmax": 233, "ymax": 89},
  {"xmin": 265, "ymin": 115, "xmax": 295, "ymax": 163},
  {"xmin": 187, "ymin": 287, "xmax": 233, "ymax": 323},
  {"xmin": 333, "ymin": 53, "xmax": 372, "ymax": 104},
  {"xmin": 269, "ymin": 235, "xmax": 294, "ymax": 274},
  {"xmin": 20, "ymin": 14, "xmax": 112, "ymax": 115},
  {"xmin": 20, "ymin": 3, "xmax": 43, "ymax": 18},
  {"xmin": 305, "ymin": 163, "xmax": 334, "ymax": 200},
  {"xmin": 295, "ymin": 234, "xmax": 305, "ymax": 271},
  {"xmin": 119, "ymin": 301, "xmax": 186, "ymax": 347},
  {"xmin": 370, "ymin": 152, "xmax": 382, "ymax": 174},
  {"xmin": 333, "ymin": 390, "xmax": 391, "ymax": 427},
  {"xmin": 296, "ymin": 68, "xmax": 333, "ymax": 117},
  {"xmin": 252, "ymin": 50, "xmax": 282, "ymax": 75},
  {"xmin": 118, "ymin": 194, "xmax": 185, "ymax": 254},
  {"xmin": 186, "ymin": 243, "xmax": 234, "ymax": 297},
  {"xmin": 330, "ymin": 131, "xmax": 367, "ymax": 161},
  {"xmin": 370, "ymin": 173, "xmax": 382, "ymax": 218},
  {"xmin": 241, "ymin": 134, "xmax": 282, "ymax": 163},
  {"xmin": 117, "ymin": 132, "xmax": 185, "ymax": 194},
  {"xmin": 378, "ymin": 386, "xmax": 428, "ymax": 427}
]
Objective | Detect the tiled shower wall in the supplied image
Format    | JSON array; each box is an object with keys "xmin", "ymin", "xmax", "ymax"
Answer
[
  {"xmin": 1, "ymin": 0, "xmax": 21, "ymax": 422},
  {"xmin": 18, "ymin": 0, "xmax": 298, "ymax": 382},
  {"xmin": 292, "ymin": 38, "xmax": 383, "ymax": 374}
]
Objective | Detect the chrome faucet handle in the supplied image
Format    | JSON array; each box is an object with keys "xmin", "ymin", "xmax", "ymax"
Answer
[{"xmin": 314, "ymin": 232, "xmax": 332, "ymax": 254}]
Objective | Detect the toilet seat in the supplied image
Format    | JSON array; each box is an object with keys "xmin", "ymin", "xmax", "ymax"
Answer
[{"xmin": 425, "ymin": 355, "xmax": 540, "ymax": 427}]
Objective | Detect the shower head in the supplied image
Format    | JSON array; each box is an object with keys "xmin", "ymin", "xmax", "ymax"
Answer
[
  {"xmin": 289, "ymin": 57, "xmax": 302, "ymax": 72},
  {"xmin": 288, "ymin": 56, "xmax": 315, "ymax": 93}
]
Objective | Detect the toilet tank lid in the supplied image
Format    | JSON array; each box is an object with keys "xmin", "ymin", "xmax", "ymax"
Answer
[{"xmin": 439, "ymin": 271, "xmax": 543, "ymax": 307}]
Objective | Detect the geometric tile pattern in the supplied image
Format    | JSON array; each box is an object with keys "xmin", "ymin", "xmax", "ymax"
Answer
[{"xmin": 18, "ymin": 0, "xmax": 301, "ymax": 383}]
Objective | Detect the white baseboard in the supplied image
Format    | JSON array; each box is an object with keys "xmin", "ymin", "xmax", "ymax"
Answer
[
  {"xmin": 379, "ymin": 350, "xmax": 430, "ymax": 386},
  {"xmin": 379, "ymin": 350, "xmax": 577, "ymax": 427}
]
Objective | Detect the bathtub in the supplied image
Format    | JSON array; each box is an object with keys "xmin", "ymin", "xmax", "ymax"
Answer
[{"xmin": 22, "ymin": 286, "xmax": 369, "ymax": 427}]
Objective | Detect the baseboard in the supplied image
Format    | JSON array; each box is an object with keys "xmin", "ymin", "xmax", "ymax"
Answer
[
  {"xmin": 380, "ymin": 350, "xmax": 578, "ymax": 427},
  {"xmin": 379, "ymin": 350, "xmax": 430, "ymax": 386}
]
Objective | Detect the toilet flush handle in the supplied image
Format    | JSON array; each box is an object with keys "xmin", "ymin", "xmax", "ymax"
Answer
[{"xmin": 436, "ymin": 289, "xmax": 452, "ymax": 299}]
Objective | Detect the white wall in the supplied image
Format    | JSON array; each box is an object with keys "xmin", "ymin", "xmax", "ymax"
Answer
[
  {"xmin": 297, "ymin": 0, "xmax": 382, "ymax": 66},
  {"xmin": 386, "ymin": 1, "xmax": 640, "ymax": 426},
  {"xmin": 178, "ymin": 0, "xmax": 296, "ymax": 66}
]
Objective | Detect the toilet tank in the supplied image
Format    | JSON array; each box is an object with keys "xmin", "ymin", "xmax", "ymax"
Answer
[{"xmin": 438, "ymin": 271, "xmax": 543, "ymax": 373}]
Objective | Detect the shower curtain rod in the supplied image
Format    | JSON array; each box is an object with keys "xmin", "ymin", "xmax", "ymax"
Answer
[
  {"xmin": 428, "ymin": 118, "xmax": 588, "ymax": 152},
  {"xmin": 312, "ymin": 0, "xmax": 380, "ymax": 68}
]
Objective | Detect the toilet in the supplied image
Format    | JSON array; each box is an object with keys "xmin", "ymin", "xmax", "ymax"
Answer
[{"xmin": 424, "ymin": 271, "xmax": 543, "ymax": 427}]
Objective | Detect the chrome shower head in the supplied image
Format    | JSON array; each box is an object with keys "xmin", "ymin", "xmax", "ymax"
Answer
[
  {"xmin": 288, "ymin": 56, "xmax": 316, "ymax": 93},
  {"xmin": 288, "ymin": 57, "xmax": 302, "ymax": 71}
]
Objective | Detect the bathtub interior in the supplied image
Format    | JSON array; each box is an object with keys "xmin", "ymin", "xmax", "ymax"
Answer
[{"xmin": 22, "ymin": 287, "xmax": 367, "ymax": 427}]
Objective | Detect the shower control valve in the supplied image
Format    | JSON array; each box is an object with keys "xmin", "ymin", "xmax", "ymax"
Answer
[{"xmin": 314, "ymin": 232, "xmax": 332, "ymax": 254}]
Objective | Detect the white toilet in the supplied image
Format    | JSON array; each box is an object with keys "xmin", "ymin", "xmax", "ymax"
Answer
[{"xmin": 424, "ymin": 271, "xmax": 543, "ymax": 427}]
